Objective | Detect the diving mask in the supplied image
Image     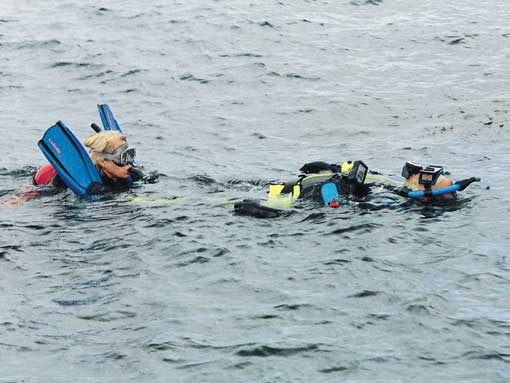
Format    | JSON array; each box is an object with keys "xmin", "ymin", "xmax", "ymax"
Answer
[
  {"xmin": 401, "ymin": 161, "xmax": 423, "ymax": 179},
  {"xmin": 101, "ymin": 143, "xmax": 136, "ymax": 166}
]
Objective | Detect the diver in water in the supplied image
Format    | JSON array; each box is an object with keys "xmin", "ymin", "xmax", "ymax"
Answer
[
  {"xmin": 2, "ymin": 104, "xmax": 157, "ymax": 206},
  {"xmin": 32, "ymin": 130, "xmax": 138, "ymax": 191},
  {"xmin": 234, "ymin": 160, "xmax": 371, "ymax": 217},
  {"xmin": 398, "ymin": 161, "xmax": 479, "ymax": 205},
  {"xmin": 234, "ymin": 159, "xmax": 481, "ymax": 218},
  {"xmin": 277, "ymin": 159, "xmax": 370, "ymax": 205}
]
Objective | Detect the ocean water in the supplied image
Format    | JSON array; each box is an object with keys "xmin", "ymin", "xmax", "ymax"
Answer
[{"xmin": 1, "ymin": 0, "xmax": 509, "ymax": 382}]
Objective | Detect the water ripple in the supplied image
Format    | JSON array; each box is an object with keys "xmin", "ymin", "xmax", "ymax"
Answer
[{"xmin": 236, "ymin": 343, "xmax": 319, "ymax": 357}]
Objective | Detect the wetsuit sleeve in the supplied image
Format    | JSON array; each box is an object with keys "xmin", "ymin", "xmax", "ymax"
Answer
[{"xmin": 300, "ymin": 161, "xmax": 339, "ymax": 174}]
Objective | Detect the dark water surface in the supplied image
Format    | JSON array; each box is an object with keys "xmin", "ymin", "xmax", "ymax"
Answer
[{"xmin": 1, "ymin": 0, "xmax": 510, "ymax": 382}]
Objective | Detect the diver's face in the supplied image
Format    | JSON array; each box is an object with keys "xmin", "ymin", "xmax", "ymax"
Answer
[
  {"xmin": 103, "ymin": 160, "xmax": 132, "ymax": 180},
  {"xmin": 102, "ymin": 139, "xmax": 133, "ymax": 180}
]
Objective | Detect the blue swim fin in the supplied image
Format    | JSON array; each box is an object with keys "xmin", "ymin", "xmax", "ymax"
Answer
[
  {"xmin": 38, "ymin": 121, "xmax": 104, "ymax": 197},
  {"xmin": 321, "ymin": 182, "xmax": 341, "ymax": 206},
  {"xmin": 97, "ymin": 104, "xmax": 123, "ymax": 133}
]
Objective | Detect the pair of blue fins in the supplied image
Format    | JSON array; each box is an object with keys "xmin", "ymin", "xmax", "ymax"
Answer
[{"xmin": 38, "ymin": 104, "xmax": 124, "ymax": 197}]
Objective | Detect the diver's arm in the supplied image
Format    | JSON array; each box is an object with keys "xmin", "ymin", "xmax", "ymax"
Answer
[
  {"xmin": 378, "ymin": 177, "xmax": 480, "ymax": 198},
  {"xmin": 2, "ymin": 183, "xmax": 43, "ymax": 206},
  {"xmin": 300, "ymin": 161, "xmax": 341, "ymax": 174}
]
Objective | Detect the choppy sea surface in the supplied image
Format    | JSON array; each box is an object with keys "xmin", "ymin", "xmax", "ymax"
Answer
[{"xmin": 1, "ymin": 0, "xmax": 510, "ymax": 381}]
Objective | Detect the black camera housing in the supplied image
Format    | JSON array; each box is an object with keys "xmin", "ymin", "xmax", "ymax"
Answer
[
  {"xmin": 347, "ymin": 160, "xmax": 368, "ymax": 186},
  {"xmin": 418, "ymin": 166, "xmax": 443, "ymax": 188}
]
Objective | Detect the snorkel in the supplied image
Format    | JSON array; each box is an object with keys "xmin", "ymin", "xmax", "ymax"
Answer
[{"xmin": 406, "ymin": 177, "xmax": 480, "ymax": 198}]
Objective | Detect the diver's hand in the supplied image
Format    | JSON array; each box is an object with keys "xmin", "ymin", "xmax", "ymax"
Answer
[
  {"xmin": 129, "ymin": 166, "xmax": 159, "ymax": 184},
  {"xmin": 129, "ymin": 166, "xmax": 145, "ymax": 181},
  {"xmin": 142, "ymin": 172, "xmax": 159, "ymax": 184}
]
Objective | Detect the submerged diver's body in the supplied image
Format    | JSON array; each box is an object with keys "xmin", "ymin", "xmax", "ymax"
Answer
[{"xmin": 234, "ymin": 160, "xmax": 370, "ymax": 217}]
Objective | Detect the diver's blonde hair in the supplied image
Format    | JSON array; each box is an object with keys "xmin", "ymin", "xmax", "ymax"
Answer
[{"xmin": 84, "ymin": 131, "xmax": 126, "ymax": 166}]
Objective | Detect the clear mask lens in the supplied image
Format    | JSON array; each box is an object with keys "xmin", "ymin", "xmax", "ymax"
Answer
[{"xmin": 102, "ymin": 144, "xmax": 136, "ymax": 166}]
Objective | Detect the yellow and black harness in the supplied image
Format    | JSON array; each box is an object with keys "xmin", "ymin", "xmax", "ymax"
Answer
[{"xmin": 267, "ymin": 161, "xmax": 370, "ymax": 207}]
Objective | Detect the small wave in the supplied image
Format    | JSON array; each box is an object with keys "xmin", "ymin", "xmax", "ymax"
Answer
[
  {"xmin": 258, "ymin": 21, "xmax": 275, "ymax": 28},
  {"xmin": 299, "ymin": 212, "xmax": 328, "ymax": 223},
  {"xmin": 274, "ymin": 303, "xmax": 312, "ymax": 311},
  {"xmin": 251, "ymin": 314, "xmax": 281, "ymax": 320},
  {"xmin": 265, "ymin": 71, "xmax": 320, "ymax": 80},
  {"xmin": 323, "ymin": 258, "xmax": 350, "ymax": 265},
  {"xmin": 0, "ymin": 190, "xmax": 15, "ymax": 198},
  {"xmin": 17, "ymin": 39, "xmax": 61, "ymax": 49},
  {"xmin": 349, "ymin": 290, "xmax": 380, "ymax": 298},
  {"xmin": 319, "ymin": 365, "xmax": 349, "ymax": 373},
  {"xmin": 327, "ymin": 223, "xmax": 382, "ymax": 236},
  {"xmin": 176, "ymin": 360, "xmax": 217, "ymax": 369},
  {"xmin": 463, "ymin": 351, "xmax": 510, "ymax": 363},
  {"xmin": 435, "ymin": 35, "xmax": 477, "ymax": 45},
  {"xmin": 406, "ymin": 304, "xmax": 432, "ymax": 315},
  {"xmin": 0, "ymin": 166, "xmax": 37, "ymax": 177},
  {"xmin": 285, "ymin": 73, "xmax": 320, "ymax": 81},
  {"xmin": 0, "ymin": 84, "xmax": 23, "ymax": 90},
  {"xmin": 77, "ymin": 310, "xmax": 137, "ymax": 321},
  {"xmin": 96, "ymin": 7, "xmax": 113, "ymax": 14},
  {"xmin": 236, "ymin": 343, "xmax": 318, "ymax": 357},
  {"xmin": 95, "ymin": 351, "xmax": 127, "ymax": 361},
  {"xmin": 350, "ymin": 0, "xmax": 383, "ymax": 5},
  {"xmin": 145, "ymin": 340, "xmax": 179, "ymax": 351},
  {"xmin": 0, "ymin": 245, "xmax": 23, "ymax": 261},
  {"xmin": 53, "ymin": 295, "xmax": 109, "ymax": 306},
  {"xmin": 179, "ymin": 73, "xmax": 209, "ymax": 84},
  {"xmin": 23, "ymin": 224, "xmax": 46, "ymax": 231},
  {"xmin": 49, "ymin": 62, "xmax": 101, "ymax": 69},
  {"xmin": 451, "ymin": 318, "xmax": 509, "ymax": 330},
  {"xmin": 213, "ymin": 248, "xmax": 230, "ymax": 257},
  {"xmin": 219, "ymin": 53, "xmax": 263, "ymax": 58},
  {"xmin": 143, "ymin": 218, "xmax": 176, "ymax": 228},
  {"xmin": 225, "ymin": 178, "xmax": 268, "ymax": 188},
  {"xmin": 120, "ymin": 69, "xmax": 144, "ymax": 78},
  {"xmin": 175, "ymin": 255, "xmax": 210, "ymax": 267},
  {"xmin": 79, "ymin": 70, "xmax": 114, "ymax": 80},
  {"xmin": 189, "ymin": 174, "xmax": 217, "ymax": 186},
  {"xmin": 250, "ymin": 132, "xmax": 267, "ymax": 139}
]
